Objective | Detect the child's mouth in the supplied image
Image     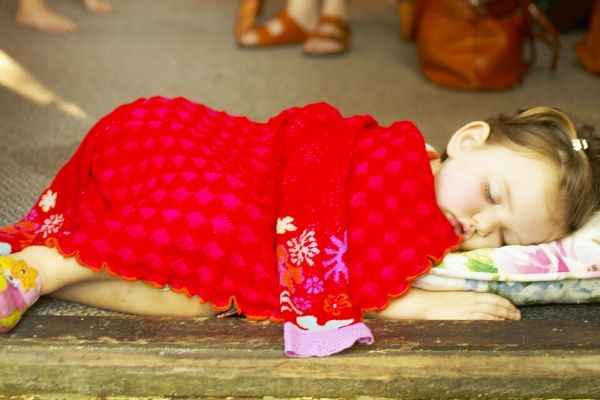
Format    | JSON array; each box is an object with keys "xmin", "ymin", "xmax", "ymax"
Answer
[{"xmin": 446, "ymin": 213, "xmax": 469, "ymax": 238}]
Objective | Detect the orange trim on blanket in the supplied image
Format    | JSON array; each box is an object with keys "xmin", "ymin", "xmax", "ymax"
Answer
[
  {"xmin": 44, "ymin": 232, "xmax": 460, "ymax": 322},
  {"xmin": 43, "ymin": 237, "xmax": 284, "ymax": 323}
]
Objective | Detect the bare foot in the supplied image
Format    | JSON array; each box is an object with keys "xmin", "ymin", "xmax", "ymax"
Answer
[
  {"xmin": 303, "ymin": 19, "xmax": 350, "ymax": 55},
  {"xmin": 303, "ymin": 0, "xmax": 349, "ymax": 55},
  {"xmin": 83, "ymin": 0, "xmax": 112, "ymax": 15},
  {"xmin": 16, "ymin": 1, "xmax": 79, "ymax": 33}
]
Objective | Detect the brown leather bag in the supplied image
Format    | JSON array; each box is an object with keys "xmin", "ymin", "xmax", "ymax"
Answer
[
  {"xmin": 402, "ymin": 0, "xmax": 560, "ymax": 90},
  {"xmin": 574, "ymin": 0, "xmax": 600, "ymax": 74}
]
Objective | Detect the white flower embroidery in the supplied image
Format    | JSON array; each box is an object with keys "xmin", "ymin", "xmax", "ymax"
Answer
[
  {"xmin": 287, "ymin": 229, "xmax": 320, "ymax": 266},
  {"xmin": 38, "ymin": 189, "xmax": 57, "ymax": 212},
  {"xmin": 38, "ymin": 214, "xmax": 64, "ymax": 238},
  {"xmin": 276, "ymin": 216, "xmax": 298, "ymax": 235}
]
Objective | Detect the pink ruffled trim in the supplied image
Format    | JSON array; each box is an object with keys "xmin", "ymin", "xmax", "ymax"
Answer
[{"xmin": 283, "ymin": 321, "xmax": 374, "ymax": 357}]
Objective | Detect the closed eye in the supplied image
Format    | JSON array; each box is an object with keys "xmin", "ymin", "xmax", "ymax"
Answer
[{"xmin": 486, "ymin": 182, "xmax": 507, "ymax": 245}]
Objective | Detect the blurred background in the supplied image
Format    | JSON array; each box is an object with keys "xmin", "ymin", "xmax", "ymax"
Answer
[{"xmin": 1, "ymin": 0, "xmax": 598, "ymax": 226}]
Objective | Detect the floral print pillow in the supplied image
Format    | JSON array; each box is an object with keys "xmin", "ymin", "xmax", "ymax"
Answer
[{"xmin": 415, "ymin": 213, "xmax": 600, "ymax": 304}]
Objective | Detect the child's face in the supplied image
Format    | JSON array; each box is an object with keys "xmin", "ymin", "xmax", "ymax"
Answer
[{"xmin": 435, "ymin": 123, "xmax": 564, "ymax": 250}]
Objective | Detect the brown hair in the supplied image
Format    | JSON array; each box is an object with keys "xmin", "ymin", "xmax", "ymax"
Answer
[{"xmin": 481, "ymin": 107, "xmax": 600, "ymax": 234}]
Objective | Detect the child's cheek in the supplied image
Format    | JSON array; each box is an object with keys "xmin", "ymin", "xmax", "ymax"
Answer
[{"xmin": 435, "ymin": 171, "xmax": 481, "ymax": 213}]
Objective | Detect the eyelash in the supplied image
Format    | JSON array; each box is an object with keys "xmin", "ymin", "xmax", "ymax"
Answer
[
  {"xmin": 485, "ymin": 183, "xmax": 507, "ymax": 245},
  {"xmin": 485, "ymin": 183, "xmax": 496, "ymax": 205}
]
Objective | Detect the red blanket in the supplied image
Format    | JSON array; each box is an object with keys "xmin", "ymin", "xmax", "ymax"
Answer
[{"xmin": 0, "ymin": 97, "xmax": 459, "ymax": 356}]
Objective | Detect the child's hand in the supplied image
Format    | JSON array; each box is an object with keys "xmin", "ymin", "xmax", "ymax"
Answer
[{"xmin": 374, "ymin": 288, "xmax": 521, "ymax": 320}]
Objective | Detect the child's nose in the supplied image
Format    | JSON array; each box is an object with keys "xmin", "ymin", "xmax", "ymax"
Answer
[{"xmin": 473, "ymin": 212, "xmax": 498, "ymax": 237}]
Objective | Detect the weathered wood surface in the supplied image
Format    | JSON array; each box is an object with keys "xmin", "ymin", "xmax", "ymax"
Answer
[{"xmin": 2, "ymin": 314, "xmax": 600, "ymax": 399}]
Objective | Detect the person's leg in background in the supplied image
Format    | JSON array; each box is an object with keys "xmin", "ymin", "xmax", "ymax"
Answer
[
  {"xmin": 16, "ymin": 0, "xmax": 112, "ymax": 33},
  {"xmin": 237, "ymin": 0, "xmax": 318, "ymax": 47},
  {"xmin": 303, "ymin": 0, "xmax": 350, "ymax": 55}
]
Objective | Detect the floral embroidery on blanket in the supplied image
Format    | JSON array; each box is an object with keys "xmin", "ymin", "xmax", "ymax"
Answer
[
  {"xmin": 38, "ymin": 189, "xmax": 57, "ymax": 212},
  {"xmin": 287, "ymin": 229, "xmax": 320, "ymax": 267},
  {"xmin": 37, "ymin": 214, "xmax": 64, "ymax": 238},
  {"xmin": 276, "ymin": 213, "xmax": 371, "ymax": 356},
  {"xmin": 277, "ymin": 220, "xmax": 352, "ymax": 321}
]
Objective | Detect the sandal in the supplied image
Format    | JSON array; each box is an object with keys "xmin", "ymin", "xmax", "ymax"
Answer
[
  {"xmin": 303, "ymin": 15, "xmax": 351, "ymax": 56},
  {"xmin": 238, "ymin": 10, "xmax": 308, "ymax": 47},
  {"xmin": 0, "ymin": 256, "xmax": 41, "ymax": 333},
  {"xmin": 235, "ymin": 0, "xmax": 263, "ymax": 40}
]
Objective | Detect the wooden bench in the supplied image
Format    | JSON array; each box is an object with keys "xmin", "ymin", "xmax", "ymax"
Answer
[{"xmin": 2, "ymin": 302, "xmax": 600, "ymax": 399}]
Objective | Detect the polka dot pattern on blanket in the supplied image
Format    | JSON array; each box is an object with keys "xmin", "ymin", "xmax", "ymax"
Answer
[
  {"xmin": 13, "ymin": 97, "xmax": 283, "ymax": 317},
  {"xmin": 0, "ymin": 98, "xmax": 459, "ymax": 319},
  {"xmin": 347, "ymin": 121, "xmax": 458, "ymax": 311}
]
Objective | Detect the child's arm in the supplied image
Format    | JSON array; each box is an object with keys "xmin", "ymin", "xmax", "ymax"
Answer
[{"xmin": 369, "ymin": 288, "xmax": 521, "ymax": 320}]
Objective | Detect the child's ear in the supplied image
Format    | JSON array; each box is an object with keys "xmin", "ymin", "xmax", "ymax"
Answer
[{"xmin": 445, "ymin": 121, "xmax": 491, "ymax": 158}]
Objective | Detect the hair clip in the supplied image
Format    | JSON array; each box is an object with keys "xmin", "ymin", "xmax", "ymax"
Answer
[{"xmin": 572, "ymin": 138, "xmax": 589, "ymax": 151}]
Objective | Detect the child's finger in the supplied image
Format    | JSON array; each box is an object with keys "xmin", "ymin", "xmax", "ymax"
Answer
[
  {"xmin": 485, "ymin": 303, "xmax": 520, "ymax": 320},
  {"xmin": 474, "ymin": 294, "xmax": 521, "ymax": 320}
]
